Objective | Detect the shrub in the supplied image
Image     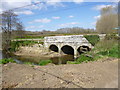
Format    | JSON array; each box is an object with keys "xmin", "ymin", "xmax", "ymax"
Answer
[
  {"xmin": 24, "ymin": 62, "xmax": 33, "ymax": 65},
  {"xmin": 84, "ymin": 35, "xmax": 100, "ymax": 46},
  {"xmin": 76, "ymin": 54, "xmax": 94, "ymax": 63},
  {"xmin": 97, "ymin": 44, "xmax": 119, "ymax": 58},
  {"xmin": 67, "ymin": 61, "xmax": 80, "ymax": 64},
  {"xmin": 0, "ymin": 58, "xmax": 16, "ymax": 64},
  {"xmin": 105, "ymin": 34, "xmax": 119, "ymax": 40},
  {"xmin": 39, "ymin": 60, "xmax": 52, "ymax": 66},
  {"xmin": 10, "ymin": 41, "xmax": 38, "ymax": 52},
  {"xmin": 39, "ymin": 42, "xmax": 44, "ymax": 45},
  {"xmin": 108, "ymin": 44, "xmax": 119, "ymax": 58}
]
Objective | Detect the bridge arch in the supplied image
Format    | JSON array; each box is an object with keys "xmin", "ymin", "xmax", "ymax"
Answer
[
  {"xmin": 77, "ymin": 45, "xmax": 90, "ymax": 55},
  {"xmin": 49, "ymin": 44, "xmax": 59, "ymax": 52},
  {"xmin": 61, "ymin": 45, "xmax": 74, "ymax": 55}
]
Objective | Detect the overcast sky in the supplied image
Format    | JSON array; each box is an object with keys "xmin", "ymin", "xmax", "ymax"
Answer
[{"xmin": 1, "ymin": 0, "xmax": 118, "ymax": 31}]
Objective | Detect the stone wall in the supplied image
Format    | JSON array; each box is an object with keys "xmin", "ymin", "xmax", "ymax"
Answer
[{"xmin": 44, "ymin": 35, "xmax": 93, "ymax": 58}]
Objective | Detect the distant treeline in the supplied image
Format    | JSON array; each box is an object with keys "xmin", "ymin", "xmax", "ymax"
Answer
[{"xmin": 55, "ymin": 27, "xmax": 96, "ymax": 34}]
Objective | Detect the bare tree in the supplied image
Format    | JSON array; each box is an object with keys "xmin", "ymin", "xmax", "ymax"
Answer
[
  {"xmin": 1, "ymin": 10, "xmax": 24, "ymax": 56},
  {"xmin": 16, "ymin": 22, "xmax": 25, "ymax": 38},
  {"xmin": 96, "ymin": 6, "xmax": 118, "ymax": 34}
]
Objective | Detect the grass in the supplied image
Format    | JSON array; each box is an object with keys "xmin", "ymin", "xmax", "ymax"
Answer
[
  {"xmin": 24, "ymin": 62, "xmax": 33, "ymax": 65},
  {"xmin": 0, "ymin": 58, "xmax": 16, "ymax": 64},
  {"xmin": 68, "ymin": 34, "xmax": 119, "ymax": 65},
  {"xmin": 67, "ymin": 61, "xmax": 80, "ymax": 64},
  {"xmin": 15, "ymin": 35, "xmax": 44, "ymax": 39},
  {"xmin": 97, "ymin": 44, "xmax": 119, "ymax": 58},
  {"xmin": 84, "ymin": 35, "xmax": 100, "ymax": 46},
  {"xmin": 39, "ymin": 60, "xmax": 52, "ymax": 66},
  {"xmin": 10, "ymin": 41, "xmax": 38, "ymax": 52},
  {"xmin": 76, "ymin": 54, "xmax": 94, "ymax": 62}
]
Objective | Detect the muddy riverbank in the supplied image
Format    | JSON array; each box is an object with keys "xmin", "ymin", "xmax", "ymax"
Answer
[
  {"xmin": 2, "ymin": 58, "xmax": 118, "ymax": 88},
  {"xmin": 13, "ymin": 44, "xmax": 74, "ymax": 64}
]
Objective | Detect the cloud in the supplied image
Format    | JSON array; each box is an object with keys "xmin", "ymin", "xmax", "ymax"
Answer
[
  {"xmin": 59, "ymin": 22, "xmax": 79, "ymax": 27},
  {"xmin": 26, "ymin": 25, "xmax": 44, "ymax": 29},
  {"xmin": 1, "ymin": 0, "xmax": 84, "ymax": 15},
  {"xmin": 68, "ymin": 15, "xmax": 74, "ymax": 18},
  {"xmin": 91, "ymin": 21, "xmax": 97, "ymax": 25},
  {"xmin": 52, "ymin": 16, "xmax": 60, "ymax": 19},
  {"xmin": 1, "ymin": 0, "xmax": 31, "ymax": 11},
  {"xmin": 72, "ymin": 0, "xmax": 84, "ymax": 4},
  {"xmin": 93, "ymin": 4, "xmax": 114, "ymax": 10},
  {"xmin": 29, "ymin": 18, "xmax": 51, "ymax": 23},
  {"xmin": 14, "ymin": 10, "xmax": 34, "ymax": 15},
  {"xmin": 94, "ymin": 15, "xmax": 101, "ymax": 20},
  {"xmin": 1, "ymin": 0, "xmax": 34, "ymax": 15},
  {"xmin": 1, "ymin": 0, "xmax": 63, "ymax": 15}
]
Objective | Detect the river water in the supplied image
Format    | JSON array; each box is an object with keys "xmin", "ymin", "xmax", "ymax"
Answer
[
  {"xmin": 13, "ymin": 54, "xmax": 74, "ymax": 65},
  {"xmin": 0, "ymin": 50, "xmax": 75, "ymax": 65}
]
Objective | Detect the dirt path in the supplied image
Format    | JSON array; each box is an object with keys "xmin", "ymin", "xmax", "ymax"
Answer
[{"xmin": 2, "ymin": 58, "xmax": 118, "ymax": 88}]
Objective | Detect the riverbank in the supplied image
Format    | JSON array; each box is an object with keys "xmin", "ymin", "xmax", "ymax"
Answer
[
  {"xmin": 2, "ymin": 58, "xmax": 118, "ymax": 88},
  {"xmin": 13, "ymin": 44, "xmax": 74, "ymax": 64},
  {"xmin": 14, "ymin": 44, "xmax": 61, "ymax": 58}
]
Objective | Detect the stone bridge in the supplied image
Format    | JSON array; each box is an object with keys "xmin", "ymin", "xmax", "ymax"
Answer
[{"xmin": 44, "ymin": 35, "xmax": 94, "ymax": 58}]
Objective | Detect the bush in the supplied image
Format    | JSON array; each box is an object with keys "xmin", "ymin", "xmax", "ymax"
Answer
[
  {"xmin": 39, "ymin": 60, "xmax": 52, "ymax": 66},
  {"xmin": 84, "ymin": 35, "xmax": 100, "ymax": 46},
  {"xmin": 0, "ymin": 58, "xmax": 16, "ymax": 64},
  {"xmin": 105, "ymin": 34, "xmax": 119, "ymax": 40},
  {"xmin": 10, "ymin": 41, "xmax": 38, "ymax": 52},
  {"xmin": 24, "ymin": 62, "xmax": 33, "ymax": 65},
  {"xmin": 97, "ymin": 44, "xmax": 119, "ymax": 58},
  {"xmin": 67, "ymin": 61, "xmax": 80, "ymax": 64},
  {"xmin": 67, "ymin": 54, "xmax": 94, "ymax": 64},
  {"xmin": 76, "ymin": 54, "xmax": 94, "ymax": 63},
  {"xmin": 108, "ymin": 44, "xmax": 119, "ymax": 58}
]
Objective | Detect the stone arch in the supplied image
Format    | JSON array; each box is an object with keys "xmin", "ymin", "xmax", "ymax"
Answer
[
  {"xmin": 61, "ymin": 45, "xmax": 74, "ymax": 55},
  {"xmin": 77, "ymin": 45, "xmax": 90, "ymax": 55},
  {"xmin": 49, "ymin": 44, "xmax": 59, "ymax": 52}
]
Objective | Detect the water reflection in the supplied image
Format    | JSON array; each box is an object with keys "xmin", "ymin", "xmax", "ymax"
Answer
[
  {"xmin": 13, "ymin": 54, "xmax": 74, "ymax": 65},
  {"xmin": 51, "ymin": 55, "xmax": 74, "ymax": 65},
  {"xmin": 0, "ymin": 51, "xmax": 75, "ymax": 65}
]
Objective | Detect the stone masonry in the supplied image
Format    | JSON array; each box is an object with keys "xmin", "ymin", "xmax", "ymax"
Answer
[{"xmin": 44, "ymin": 35, "xmax": 93, "ymax": 58}]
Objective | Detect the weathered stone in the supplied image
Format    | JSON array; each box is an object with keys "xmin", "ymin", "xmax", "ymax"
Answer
[{"xmin": 44, "ymin": 35, "xmax": 93, "ymax": 58}]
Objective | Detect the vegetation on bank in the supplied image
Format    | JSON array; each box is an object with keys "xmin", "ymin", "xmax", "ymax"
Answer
[
  {"xmin": 0, "ymin": 58, "xmax": 16, "ymax": 64},
  {"xmin": 0, "ymin": 58, "xmax": 52, "ymax": 66},
  {"xmin": 39, "ymin": 60, "xmax": 52, "ymax": 66},
  {"xmin": 84, "ymin": 35, "xmax": 100, "ymax": 46},
  {"xmin": 1, "ymin": 34, "xmax": 119, "ymax": 65},
  {"xmin": 67, "ymin": 34, "xmax": 119, "ymax": 64},
  {"xmin": 10, "ymin": 41, "xmax": 39, "ymax": 52},
  {"xmin": 15, "ymin": 35, "xmax": 45, "ymax": 39}
]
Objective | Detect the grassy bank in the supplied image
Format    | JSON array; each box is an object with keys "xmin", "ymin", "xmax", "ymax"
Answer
[
  {"xmin": 0, "ymin": 58, "xmax": 52, "ymax": 66},
  {"xmin": 67, "ymin": 34, "xmax": 119, "ymax": 64},
  {"xmin": 10, "ymin": 41, "xmax": 40, "ymax": 52}
]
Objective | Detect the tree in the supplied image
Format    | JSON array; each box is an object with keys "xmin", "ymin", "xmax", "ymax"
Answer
[
  {"xmin": 1, "ymin": 10, "xmax": 24, "ymax": 56},
  {"xmin": 16, "ymin": 22, "xmax": 25, "ymax": 38},
  {"xmin": 96, "ymin": 6, "xmax": 118, "ymax": 34}
]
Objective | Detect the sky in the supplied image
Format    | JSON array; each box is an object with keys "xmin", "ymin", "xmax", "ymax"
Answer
[{"xmin": 1, "ymin": 0, "xmax": 118, "ymax": 31}]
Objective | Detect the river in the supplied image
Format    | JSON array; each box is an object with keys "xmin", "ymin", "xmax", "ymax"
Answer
[
  {"xmin": 0, "ymin": 50, "xmax": 75, "ymax": 65},
  {"xmin": 13, "ymin": 54, "xmax": 74, "ymax": 65}
]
